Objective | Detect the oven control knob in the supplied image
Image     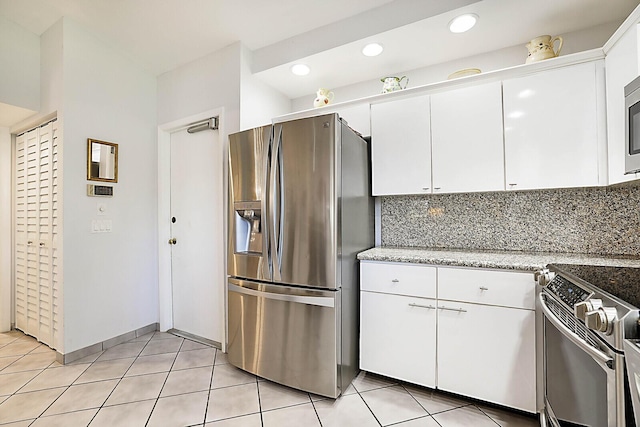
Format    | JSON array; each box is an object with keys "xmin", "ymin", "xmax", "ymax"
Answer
[
  {"xmin": 584, "ymin": 307, "xmax": 617, "ymax": 335},
  {"xmin": 574, "ymin": 299, "xmax": 603, "ymax": 320},
  {"xmin": 535, "ymin": 269, "xmax": 555, "ymax": 287}
]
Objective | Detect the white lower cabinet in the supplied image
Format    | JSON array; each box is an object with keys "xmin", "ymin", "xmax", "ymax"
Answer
[
  {"xmin": 360, "ymin": 261, "xmax": 537, "ymax": 413},
  {"xmin": 360, "ymin": 291, "xmax": 436, "ymax": 387},
  {"xmin": 437, "ymin": 301, "xmax": 536, "ymax": 413}
]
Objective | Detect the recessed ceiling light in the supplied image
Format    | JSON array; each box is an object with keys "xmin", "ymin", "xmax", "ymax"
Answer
[
  {"xmin": 362, "ymin": 43, "xmax": 384, "ymax": 57},
  {"xmin": 449, "ymin": 13, "xmax": 478, "ymax": 33},
  {"xmin": 290, "ymin": 64, "xmax": 310, "ymax": 76}
]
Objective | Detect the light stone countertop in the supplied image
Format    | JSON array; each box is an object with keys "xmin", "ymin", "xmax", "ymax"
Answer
[{"xmin": 357, "ymin": 247, "xmax": 640, "ymax": 272}]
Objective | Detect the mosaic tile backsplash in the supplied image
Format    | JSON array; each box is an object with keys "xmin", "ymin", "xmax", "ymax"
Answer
[{"xmin": 380, "ymin": 185, "xmax": 640, "ymax": 256}]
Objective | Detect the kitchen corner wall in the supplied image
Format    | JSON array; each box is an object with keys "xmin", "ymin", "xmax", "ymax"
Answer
[
  {"xmin": 0, "ymin": 128, "xmax": 11, "ymax": 332},
  {"xmin": 381, "ymin": 184, "xmax": 640, "ymax": 256},
  {"xmin": 59, "ymin": 18, "xmax": 159, "ymax": 354}
]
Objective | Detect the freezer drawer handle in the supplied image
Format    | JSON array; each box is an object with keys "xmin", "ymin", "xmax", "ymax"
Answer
[
  {"xmin": 408, "ymin": 303, "xmax": 435, "ymax": 310},
  {"xmin": 228, "ymin": 283, "xmax": 335, "ymax": 308}
]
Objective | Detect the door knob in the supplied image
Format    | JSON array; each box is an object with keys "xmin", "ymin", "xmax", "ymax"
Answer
[{"xmin": 168, "ymin": 238, "xmax": 177, "ymax": 245}]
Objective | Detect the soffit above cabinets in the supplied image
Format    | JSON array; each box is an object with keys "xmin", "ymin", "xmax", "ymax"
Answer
[{"xmin": 0, "ymin": 0, "xmax": 637, "ymax": 98}]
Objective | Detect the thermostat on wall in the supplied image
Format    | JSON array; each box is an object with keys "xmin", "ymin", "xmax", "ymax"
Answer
[{"xmin": 87, "ymin": 184, "xmax": 113, "ymax": 197}]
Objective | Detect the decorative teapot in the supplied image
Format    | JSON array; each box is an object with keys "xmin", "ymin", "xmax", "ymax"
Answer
[
  {"xmin": 381, "ymin": 76, "xmax": 408, "ymax": 93},
  {"xmin": 525, "ymin": 35, "xmax": 563, "ymax": 64},
  {"xmin": 313, "ymin": 88, "xmax": 334, "ymax": 108}
]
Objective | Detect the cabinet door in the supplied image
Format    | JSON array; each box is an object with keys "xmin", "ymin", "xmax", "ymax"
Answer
[
  {"xmin": 605, "ymin": 27, "xmax": 640, "ymax": 184},
  {"xmin": 503, "ymin": 61, "xmax": 604, "ymax": 190},
  {"xmin": 437, "ymin": 302, "xmax": 536, "ymax": 413},
  {"xmin": 431, "ymin": 81, "xmax": 504, "ymax": 193},
  {"xmin": 360, "ymin": 291, "xmax": 436, "ymax": 387},
  {"xmin": 370, "ymin": 95, "xmax": 431, "ymax": 195}
]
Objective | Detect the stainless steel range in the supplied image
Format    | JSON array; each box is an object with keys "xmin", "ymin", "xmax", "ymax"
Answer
[{"xmin": 537, "ymin": 263, "xmax": 640, "ymax": 427}]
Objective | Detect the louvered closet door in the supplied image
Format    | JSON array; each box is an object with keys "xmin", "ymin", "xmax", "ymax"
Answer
[
  {"xmin": 14, "ymin": 132, "xmax": 28, "ymax": 333},
  {"xmin": 14, "ymin": 121, "xmax": 60, "ymax": 348},
  {"xmin": 50, "ymin": 121, "xmax": 61, "ymax": 348}
]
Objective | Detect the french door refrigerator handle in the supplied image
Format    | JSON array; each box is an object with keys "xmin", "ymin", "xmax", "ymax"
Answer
[
  {"xmin": 262, "ymin": 127, "xmax": 273, "ymax": 279},
  {"xmin": 270, "ymin": 124, "xmax": 283, "ymax": 281},
  {"xmin": 276, "ymin": 129, "xmax": 284, "ymax": 273}
]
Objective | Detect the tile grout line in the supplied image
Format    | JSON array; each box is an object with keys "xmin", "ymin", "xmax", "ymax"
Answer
[
  {"xmin": 86, "ymin": 333, "xmax": 155, "ymax": 426},
  {"xmin": 256, "ymin": 375, "xmax": 264, "ymax": 427},
  {"xmin": 352, "ymin": 384, "xmax": 383, "ymax": 427},
  {"xmin": 142, "ymin": 331, "xmax": 183, "ymax": 426},
  {"xmin": 476, "ymin": 405, "xmax": 509, "ymax": 426},
  {"xmin": 308, "ymin": 392, "xmax": 323, "ymax": 427},
  {"xmin": 398, "ymin": 382, "xmax": 444, "ymax": 426},
  {"xmin": 201, "ymin": 345, "xmax": 218, "ymax": 426},
  {"xmin": 2, "ymin": 341, "xmax": 80, "ymax": 425}
]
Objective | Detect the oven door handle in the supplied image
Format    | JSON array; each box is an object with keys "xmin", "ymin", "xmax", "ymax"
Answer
[{"xmin": 539, "ymin": 293, "xmax": 614, "ymax": 368}]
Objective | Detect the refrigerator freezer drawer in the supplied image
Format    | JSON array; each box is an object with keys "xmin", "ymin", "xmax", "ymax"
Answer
[{"xmin": 227, "ymin": 279, "xmax": 339, "ymax": 398}]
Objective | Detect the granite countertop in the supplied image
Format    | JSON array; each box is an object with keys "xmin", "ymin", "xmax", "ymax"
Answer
[{"xmin": 357, "ymin": 247, "xmax": 640, "ymax": 272}]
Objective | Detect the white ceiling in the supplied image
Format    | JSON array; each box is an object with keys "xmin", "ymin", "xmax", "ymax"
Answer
[{"xmin": 1, "ymin": 0, "xmax": 639, "ymax": 102}]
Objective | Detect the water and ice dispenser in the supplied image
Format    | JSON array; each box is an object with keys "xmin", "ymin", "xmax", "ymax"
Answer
[{"xmin": 233, "ymin": 201, "xmax": 262, "ymax": 254}]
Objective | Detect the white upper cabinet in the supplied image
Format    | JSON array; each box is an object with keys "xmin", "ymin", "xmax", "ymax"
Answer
[
  {"xmin": 605, "ymin": 24, "xmax": 640, "ymax": 184},
  {"xmin": 503, "ymin": 61, "xmax": 606, "ymax": 191},
  {"xmin": 370, "ymin": 95, "xmax": 431, "ymax": 195},
  {"xmin": 431, "ymin": 81, "xmax": 505, "ymax": 193}
]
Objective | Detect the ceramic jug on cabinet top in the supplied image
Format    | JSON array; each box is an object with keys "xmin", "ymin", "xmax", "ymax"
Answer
[
  {"xmin": 313, "ymin": 88, "xmax": 334, "ymax": 108},
  {"xmin": 525, "ymin": 35, "xmax": 563, "ymax": 64},
  {"xmin": 381, "ymin": 76, "xmax": 408, "ymax": 93}
]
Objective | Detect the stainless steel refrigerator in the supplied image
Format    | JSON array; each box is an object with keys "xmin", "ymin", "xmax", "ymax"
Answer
[{"xmin": 227, "ymin": 113, "xmax": 374, "ymax": 398}]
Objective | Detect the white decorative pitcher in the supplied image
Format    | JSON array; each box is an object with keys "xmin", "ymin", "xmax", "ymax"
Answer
[
  {"xmin": 526, "ymin": 35, "xmax": 563, "ymax": 64},
  {"xmin": 381, "ymin": 76, "xmax": 408, "ymax": 93},
  {"xmin": 313, "ymin": 88, "xmax": 334, "ymax": 108}
]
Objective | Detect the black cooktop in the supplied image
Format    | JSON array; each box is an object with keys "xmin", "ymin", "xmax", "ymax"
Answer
[{"xmin": 551, "ymin": 263, "xmax": 640, "ymax": 310}]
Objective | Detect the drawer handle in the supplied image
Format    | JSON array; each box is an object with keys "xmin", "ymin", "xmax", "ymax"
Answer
[
  {"xmin": 408, "ymin": 303, "xmax": 435, "ymax": 310},
  {"xmin": 438, "ymin": 306, "xmax": 467, "ymax": 313},
  {"xmin": 479, "ymin": 286, "xmax": 489, "ymax": 291},
  {"xmin": 391, "ymin": 279, "xmax": 399, "ymax": 283}
]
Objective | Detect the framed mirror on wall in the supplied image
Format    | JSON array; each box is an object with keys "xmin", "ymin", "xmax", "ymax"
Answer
[{"xmin": 87, "ymin": 138, "xmax": 118, "ymax": 182}]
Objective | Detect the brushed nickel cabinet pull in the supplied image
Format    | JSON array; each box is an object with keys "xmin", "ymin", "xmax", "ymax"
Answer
[
  {"xmin": 438, "ymin": 306, "xmax": 467, "ymax": 313},
  {"xmin": 408, "ymin": 303, "xmax": 435, "ymax": 310}
]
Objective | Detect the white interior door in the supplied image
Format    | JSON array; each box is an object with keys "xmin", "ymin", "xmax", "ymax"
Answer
[{"xmin": 169, "ymin": 126, "xmax": 223, "ymax": 343}]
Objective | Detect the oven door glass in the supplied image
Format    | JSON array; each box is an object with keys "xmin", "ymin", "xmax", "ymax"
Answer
[{"xmin": 545, "ymin": 317, "xmax": 609, "ymax": 426}]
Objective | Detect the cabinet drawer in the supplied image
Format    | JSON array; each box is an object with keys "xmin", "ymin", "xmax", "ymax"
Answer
[
  {"xmin": 438, "ymin": 267, "xmax": 535, "ymax": 310},
  {"xmin": 361, "ymin": 261, "xmax": 436, "ymax": 298}
]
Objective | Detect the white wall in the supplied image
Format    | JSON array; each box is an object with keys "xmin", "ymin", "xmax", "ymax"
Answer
[
  {"xmin": 240, "ymin": 45, "xmax": 290, "ymax": 130},
  {"xmin": 0, "ymin": 127, "xmax": 11, "ymax": 332},
  {"xmin": 291, "ymin": 21, "xmax": 621, "ymax": 111},
  {"xmin": 60, "ymin": 18, "xmax": 159, "ymax": 353},
  {"xmin": 0, "ymin": 16, "xmax": 40, "ymax": 111},
  {"xmin": 157, "ymin": 43, "xmax": 242, "ymax": 133},
  {"xmin": 40, "ymin": 20, "xmax": 63, "ymax": 118}
]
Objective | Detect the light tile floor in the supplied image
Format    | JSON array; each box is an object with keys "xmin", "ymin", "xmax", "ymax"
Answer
[{"xmin": 0, "ymin": 330, "xmax": 540, "ymax": 426}]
